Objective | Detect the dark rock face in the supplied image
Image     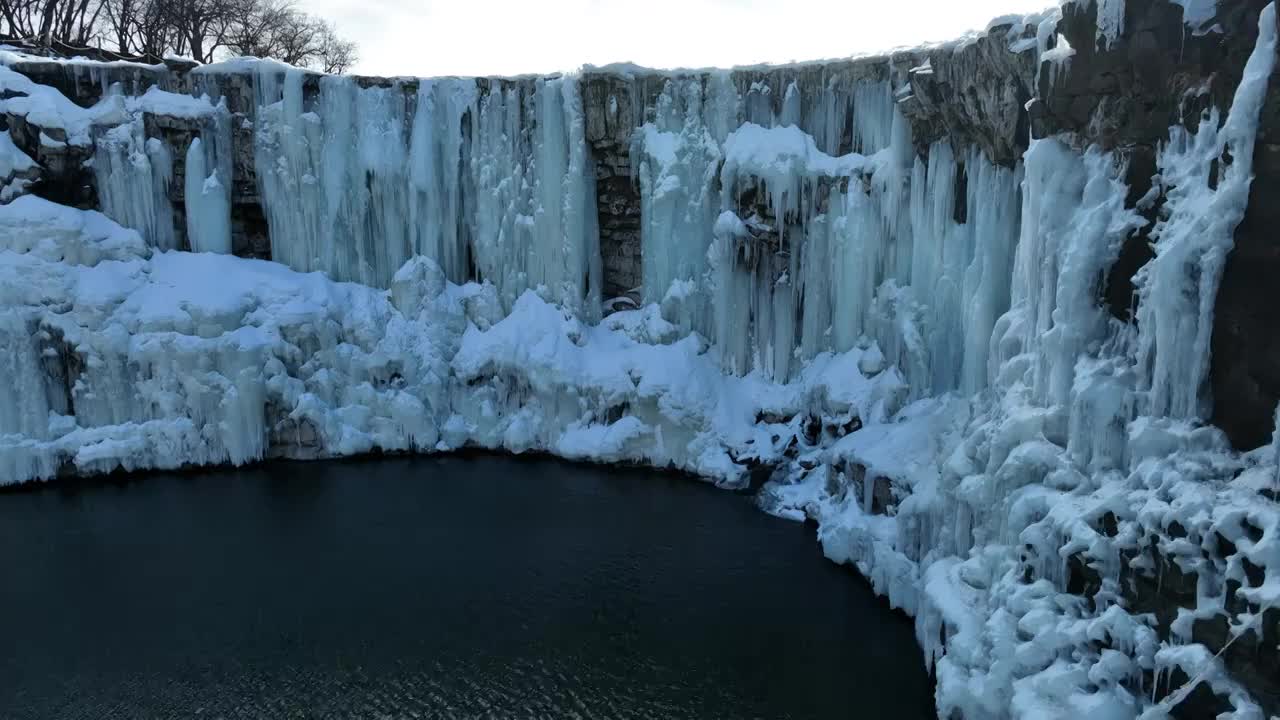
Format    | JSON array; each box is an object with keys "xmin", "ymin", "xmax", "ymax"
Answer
[
  {"xmin": 906, "ymin": 24, "xmax": 1038, "ymax": 166},
  {"xmin": 1032, "ymin": 0, "xmax": 1280, "ymax": 450},
  {"xmin": 583, "ymin": 74, "xmax": 643, "ymax": 300},
  {"xmin": 3, "ymin": 113, "xmax": 96, "ymax": 208},
  {"xmin": 1213, "ymin": 40, "xmax": 1280, "ymax": 450},
  {"xmin": 1034, "ymin": 0, "xmax": 1271, "ymax": 146},
  {"xmin": 1104, "ymin": 145, "xmax": 1158, "ymax": 323}
]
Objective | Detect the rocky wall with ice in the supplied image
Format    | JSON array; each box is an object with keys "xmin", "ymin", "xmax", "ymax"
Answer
[{"xmin": 2, "ymin": 1, "xmax": 1280, "ymax": 717}]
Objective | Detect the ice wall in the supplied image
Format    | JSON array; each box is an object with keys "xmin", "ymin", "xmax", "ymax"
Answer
[
  {"xmin": 631, "ymin": 74, "xmax": 1022, "ymax": 391},
  {"xmin": 252, "ymin": 69, "xmax": 601, "ymax": 314},
  {"xmin": 92, "ymin": 119, "xmax": 177, "ymax": 249}
]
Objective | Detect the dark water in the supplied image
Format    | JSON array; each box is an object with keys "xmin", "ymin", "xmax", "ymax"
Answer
[{"xmin": 0, "ymin": 456, "xmax": 934, "ymax": 719}]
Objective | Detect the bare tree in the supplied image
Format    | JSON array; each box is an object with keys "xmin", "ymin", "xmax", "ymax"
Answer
[
  {"xmin": 100, "ymin": 0, "xmax": 175, "ymax": 56},
  {"xmin": 101, "ymin": 0, "xmax": 138, "ymax": 52},
  {"xmin": 3, "ymin": 0, "xmax": 357, "ymax": 70},
  {"xmin": 224, "ymin": 0, "xmax": 356, "ymax": 72},
  {"xmin": 317, "ymin": 20, "xmax": 355, "ymax": 73},
  {"xmin": 0, "ymin": 0, "xmax": 41, "ymax": 37},
  {"xmin": 161, "ymin": 0, "xmax": 244, "ymax": 62},
  {"xmin": 223, "ymin": 0, "xmax": 287, "ymax": 58},
  {"xmin": 51, "ymin": 0, "xmax": 105, "ymax": 45},
  {"xmin": 134, "ymin": 0, "xmax": 175, "ymax": 56},
  {"xmin": 1, "ymin": 0, "xmax": 103, "ymax": 47}
]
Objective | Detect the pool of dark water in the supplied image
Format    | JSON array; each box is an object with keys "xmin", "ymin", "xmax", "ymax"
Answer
[{"xmin": 0, "ymin": 455, "xmax": 934, "ymax": 719}]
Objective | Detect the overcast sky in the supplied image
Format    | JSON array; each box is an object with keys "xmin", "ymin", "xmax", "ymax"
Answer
[{"xmin": 304, "ymin": 0, "xmax": 1053, "ymax": 78}]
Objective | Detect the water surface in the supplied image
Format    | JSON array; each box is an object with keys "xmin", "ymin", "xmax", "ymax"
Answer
[{"xmin": 0, "ymin": 455, "xmax": 934, "ymax": 719}]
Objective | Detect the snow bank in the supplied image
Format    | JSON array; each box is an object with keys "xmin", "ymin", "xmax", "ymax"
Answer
[
  {"xmin": 127, "ymin": 86, "xmax": 215, "ymax": 119},
  {"xmin": 721, "ymin": 123, "xmax": 875, "ymax": 182}
]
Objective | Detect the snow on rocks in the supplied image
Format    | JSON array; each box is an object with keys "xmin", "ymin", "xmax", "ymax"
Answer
[
  {"xmin": 720, "ymin": 122, "xmax": 877, "ymax": 184},
  {"xmin": 0, "ymin": 194, "xmax": 147, "ymax": 263},
  {"xmin": 0, "ymin": 63, "xmax": 127, "ymax": 147}
]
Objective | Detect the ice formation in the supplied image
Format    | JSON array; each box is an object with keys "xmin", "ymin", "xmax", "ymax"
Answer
[
  {"xmin": 632, "ymin": 74, "xmax": 1019, "ymax": 391},
  {"xmin": 253, "ymin": 69, "xmax": 601, "ymax": 313},
  {"xmin": 766, "ymin": 7, "xmax": 1280, "ymax": 718},
  {"xmin": 0, "ymin": 202, "xmax": 901, "ymax": 484},
  {"xmin": 0, "ymin": 129, "xmax": 37, "ymax": 201},
  {"xmin": 1, "ymin": 1, "xmax": 1278, "ymax": 717}
]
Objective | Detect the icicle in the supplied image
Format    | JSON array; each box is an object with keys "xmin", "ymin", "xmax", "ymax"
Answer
[
  {"xmin": 251, "ymin": 68, "xmax": 598, "ymax": 309},
  {"xmin": 1095, "ymin": 0, "xmax": 1127, "ymax": 50},
  {"xmin": 957, "ymin": 149, "xmax": 1021, "ymax": 394},
  {"xmin": 899, "ymin": 140, "xmax": 1021, "ymax": 394},
  {"xmin": 852, "ymin": 81, "xmax": 895, "ymax": 153},
  {"xmin": 0, "ymin": 313, "xmax": 53, "ymax": 438},
  {"xmin": 1272, "ymin": 403, "xmax": 1280, "ymax": 474},
  {"xmin": 780, "ymin": 81, "xmax": 802, "ymax": 128},
  {"xmin": 93, "ymin": 118, "xmax": 176, "ymax": 249}
]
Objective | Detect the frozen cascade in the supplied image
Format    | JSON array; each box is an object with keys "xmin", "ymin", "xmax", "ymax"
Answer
[
  {"xmin": 76, "ymin": 83, "xmax": 224, "ymax": 251},
  {"xmin": 92, "ymin": 118, "xmax": 177, "ymax": 250},
  {"xmin": 253, "ymin": 69, "xmax": 601, "ymax": 314},
  {"xmin": 1134, "ymin": 6, "xmax": 1278, "ymax": 421},
  {"xmin": 631, "ymin": 78, "xmax": 727, "ymax": 336},
  {"xmin": 184, "ymin": 137, "xmax": 232, "ymax": 254},
  {"xmin": 632, "ymin": 74, "xmax": 1021, "ymax": 391},
  {"xmin": 409, "ymin": 79, "xmax": 476, "ymax": 283}
]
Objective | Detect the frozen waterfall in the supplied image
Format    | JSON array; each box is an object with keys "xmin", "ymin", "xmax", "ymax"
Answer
[
  {"xmin": 252, "ymin": 69, "xmax": 601, "ymax": 315},
  {"xmin": 632, "ymin": 74, "xmax": 1021, "ymax": 390},
  {"xmin": 1, "ymin": 4, "xmax": 1279, "ymax": 718}
]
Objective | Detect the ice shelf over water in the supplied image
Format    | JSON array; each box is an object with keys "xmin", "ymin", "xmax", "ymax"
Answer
[{"xmin": 1, "ymin": 2, "xmax": 1279, "ymax": 718}]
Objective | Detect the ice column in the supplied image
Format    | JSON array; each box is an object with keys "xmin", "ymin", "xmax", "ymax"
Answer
[
  {"xmin": 905, "ymin": 141, "xmax": 1021, "ymax": 394},
  {"xmin": 632, "ymin": 78, "xmax": 727, "ymax": 335},
  {"xmin": 184, "ymin": 136, "xmax": 232, "ymax": 254},
  {"xmin": 0, "ymin": 313, "xmax": 55, "ymax": 439},
  {"xmin": 93, "ymin": 118, "xmax": 176, "ymax": 249},
  {"xmin": 469, "ymin": 77, "xmax": 601, "ymax": 315},
  {"xmin": 408, "ymin": 79, "xmax": 475, "ymax": 282}
]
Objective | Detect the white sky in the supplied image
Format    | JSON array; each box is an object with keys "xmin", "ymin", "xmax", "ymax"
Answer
[{"xmin": 305, "ymin": 0, "xmax": 1053, "ymax": 78}]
